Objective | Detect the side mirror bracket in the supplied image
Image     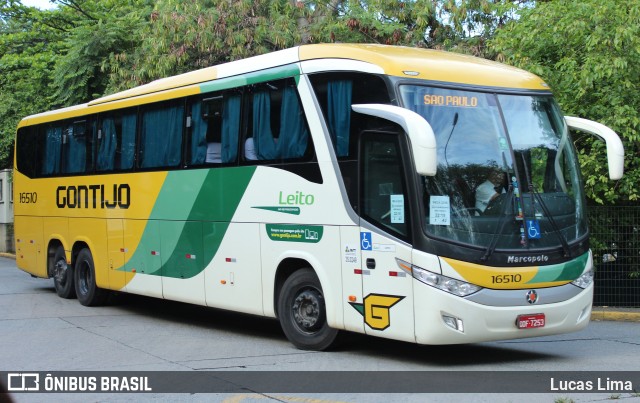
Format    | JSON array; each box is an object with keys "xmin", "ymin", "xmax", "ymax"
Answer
[{"xmin": 352, "ymin": 104, "xmax": 437, "ymax": 176}]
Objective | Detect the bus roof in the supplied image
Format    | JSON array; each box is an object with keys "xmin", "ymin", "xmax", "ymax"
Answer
[
  {"xmin": 19, "ymin": 44, "xmax": 549, "ymax": 126},
  {"xmin": 298, "ymin": 44, "xmax": 548, "ymax": 90}
]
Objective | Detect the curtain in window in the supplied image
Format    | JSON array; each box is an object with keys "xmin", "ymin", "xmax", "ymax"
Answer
[
  {"xmin": 141, "ymin": 105, "xmax": 184, "ymax": 168},
  {"xmin": 221, "ymin": 94, "xmax": 240, "ymax": 163},
  {"xmin": 42, "ymin": 126, "xmax": 62, "ymax": 175},
  {"xmin": 97, "ymin": 119, "xmax": 116, "ymax": 171},
  {"xmin": 190, "ymin": 101, "xmax": 208, "ymax": 164},
  {"xmin": 279, "ymin": 87, "xmax": 308, "ymax": 159},
  {"xmin": 252, "ymin": 91, "xmax": 279, "ymax": 160},
  {"xmin": 65, "ymin": 126, "xmax": 86, "ymax": 173},
  {"xmin": 327, "ymin": 80, "xmax": 352, "ymax": 157},
  {"xmin": 120, "ymin": 113, "xmax": 136, "ymax": 169}
]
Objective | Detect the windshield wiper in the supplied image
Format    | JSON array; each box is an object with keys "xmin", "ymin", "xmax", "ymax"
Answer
[
  {"xmin": 520, "ymin": 154, "xmax": 571, "ymax": 258},
  {"xmin": 480, "ymin": 185, "xmax": 514, "ymax": 262}
]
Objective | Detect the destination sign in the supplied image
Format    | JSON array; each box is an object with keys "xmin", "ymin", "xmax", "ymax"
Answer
[{"xmin": 423, "ymin": 95, "xmax": 478, "ymax": 107}]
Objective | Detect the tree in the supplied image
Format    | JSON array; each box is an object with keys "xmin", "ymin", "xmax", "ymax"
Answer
[
  {"xmin": 491, "ymin": 0, "xmax": 640, "ymax": 204},
  {"xmin": 108, "ymin": 0, "xmax": 308, "ymax": 92},
  {"xmin": 51, "ymin": 0, "xmax": 153, "ymax": 105},
  {"xmin": 0, "ymin": 0, "xmax": 152, "ymax": 167},
  {"xmin": 0, "ymin": 1, "xmax": 64, "ymax": 167},
  {"xmin": 107, "ymin": 0, "xmax": 528, "ymax": 91}
]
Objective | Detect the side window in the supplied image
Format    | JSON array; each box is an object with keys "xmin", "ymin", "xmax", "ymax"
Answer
[
  {"xmin": 244, "ymin": 78, "xmax": 311, "ymax": 162},
  {"xmin": 38, "ymin": 120, "xmax": 95, "ymax": 176},
  {"xmin": 360, "ymin": 131, "xmax": 411, "ymax": 241},
  {"xmin": 40, "ymin": 124, "xmax": 62, "ymax": 176},
  {"xmin": 15, "ymin": 127, "xmax": 37, "ymax": 178},
  {"xmin": 97, "ymin": 111, "xmax": 137, "ymax": 172},
  {"xmin": 140, "ymin": 101, "xmax": 184, "ymax": 169},
  {"xmin": 188, "ymin": 92, "xmax": 241, "ymax": 165},
  {"xmin": 62, "ymin": 119, "xmax": 94, "ymax": 174},
  {"xmin": 309, "ymin": 72, "xmax": 391, "ymax": 159}
]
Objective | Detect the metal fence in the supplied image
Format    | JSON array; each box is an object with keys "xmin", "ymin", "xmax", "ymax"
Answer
[{"xmin": 588, "ymin": 206, "xmax": 640, "ymax": 307}]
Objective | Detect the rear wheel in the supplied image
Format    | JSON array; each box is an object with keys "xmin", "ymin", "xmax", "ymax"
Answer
[
  {"xmin": 277, "ymin": 268, "xmax": 338, "ymax": 351},
  {"xmin": 52, "ymin": 246, "xmax": 75, "ymax": 299},
  {"xmin": 74, "ymin": 248, "xmax": 108, "ymax": 306}
]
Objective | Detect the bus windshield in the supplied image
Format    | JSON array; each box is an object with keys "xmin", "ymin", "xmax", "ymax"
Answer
[{"xmin": 399, "ymin": 86, "xmax": 587, "ymax": 251}]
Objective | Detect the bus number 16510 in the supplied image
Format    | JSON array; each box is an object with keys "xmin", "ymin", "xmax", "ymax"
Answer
[{"xmin": 19, "ymin": 192, "xmax": 37, "ymax": 204}]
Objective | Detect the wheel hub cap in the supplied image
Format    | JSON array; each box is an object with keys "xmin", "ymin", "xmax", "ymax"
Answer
[
  {"xmin": 54, "ymin": 260, "xmax": 67, "ymax": 283},
  {"xmin": 292, "ymin": 290, "xmax": 321, "ymax": 331}
]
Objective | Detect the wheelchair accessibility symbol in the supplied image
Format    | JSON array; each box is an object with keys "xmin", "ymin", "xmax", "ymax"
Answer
[
  {"xmin": 361, "ymin": 232, "xmax": 372, "ymax": 251},
  {"xmin": 526, "ymin": 220, "xmax": 541, "ymax": 239}
]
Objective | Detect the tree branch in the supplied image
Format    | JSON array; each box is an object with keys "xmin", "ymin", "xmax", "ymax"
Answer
[{"xmin": 56, "ymin": 0, "xmax": 97, "ymax": 21}]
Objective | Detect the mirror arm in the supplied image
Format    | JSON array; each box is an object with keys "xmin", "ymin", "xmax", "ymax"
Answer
[{"xmin": 352, "ymin": 104, "xmax": 437, "ymax": 176}]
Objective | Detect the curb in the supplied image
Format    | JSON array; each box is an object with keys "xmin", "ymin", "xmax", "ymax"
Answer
[
  {"xmin": 591, "ymin": 307, "xmax": 640, "ymax": 322},
  {"xmin": 0, "ymin": 253, "xmax": 15, "ymax": 259}
]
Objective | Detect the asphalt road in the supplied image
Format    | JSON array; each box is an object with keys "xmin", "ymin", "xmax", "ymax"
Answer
[{"xmin": 1, "ymin": 257, "xmax": 639, "ymax": 402}]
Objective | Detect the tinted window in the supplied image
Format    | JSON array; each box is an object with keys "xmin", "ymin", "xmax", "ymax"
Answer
[
  {"xmin": 15, "ymin": 127, "xmax": 37, "ymax": 178},
  {"xmin": 97, "ymin": 111, "xmax": 137, "ymax": 172},
  {"xmin": 361, "ymin": 131, "xmax": 410, "ymax": 241},
  {"xmin": 188, "ymin": 92, "xmax": 241, "ymax": 165},
  {"xmin": 244, "ymin": 78, "xmax": 311, "ymax": 163},
  {"xmin": 139, "ymin": 101, "xmax": 184, "ymax": 169},
  {"xmin": 309, "ymin": 72, "xmax": 391, "ymax": 159},
  {"xmin": 62, "ymin": 119, "xmax": 94, "ymax": 174}
]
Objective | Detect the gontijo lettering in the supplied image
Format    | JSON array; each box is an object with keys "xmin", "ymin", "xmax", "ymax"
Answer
[{"xmin": 56, "ymin": 184, "xmax": 130, "ymax": 209}]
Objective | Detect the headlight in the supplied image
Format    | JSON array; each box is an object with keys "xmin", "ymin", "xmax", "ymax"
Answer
[
  {"xmin": 571, "ymin": 268, "xmax": 594, "ymax": 289},
  {"xmin": 412, "ymin": 266, "xmax": 482, "ymax": 297}
]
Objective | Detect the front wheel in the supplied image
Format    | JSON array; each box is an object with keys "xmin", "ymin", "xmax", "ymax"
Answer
[
  {"xmin": 74, "ymin": 248, "xmax": 108, "ymax": 306},
  {"xmin": 52, "ymin": 246, "xmax": 75, "ymax": 299},
  {"xmin": 277, "ymin": 268, "xmax": 338, "ymax": 351}
]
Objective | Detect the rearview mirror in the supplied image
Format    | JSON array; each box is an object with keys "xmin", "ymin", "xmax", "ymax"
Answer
[{"xmin": 565, "ymin": 116, "xmax": 624, "ymax": 180}]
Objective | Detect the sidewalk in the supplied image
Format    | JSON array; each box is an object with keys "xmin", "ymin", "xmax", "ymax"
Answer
[
  {"xmin": 591, "ymin": 306, "xmax": 640, "ymax": 322},
  {"xmin": 2, "ymin": 252, "xmax": 638, "ymax": 322}
]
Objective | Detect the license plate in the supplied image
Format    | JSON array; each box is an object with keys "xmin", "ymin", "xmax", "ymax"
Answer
[{"xmin": 516, "ymin": 313, "xmax": 545, "ymax": 329}]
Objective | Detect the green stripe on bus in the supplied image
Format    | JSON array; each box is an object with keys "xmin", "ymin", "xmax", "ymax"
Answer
[
  {"xmin": 199, "ymin": 64, "xmax": 301, "ymax": 94},
  {"xmin": 527, "ymin": 252, "xmax": 589, "ymax": 284},
  {"xmin": 119, "ymin": 166, "xmax": 256, "ymax": 278}
]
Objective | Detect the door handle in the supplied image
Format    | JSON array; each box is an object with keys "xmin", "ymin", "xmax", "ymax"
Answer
[{"xmin": 366, "ymin": 258, "xmax": 376, "ymax": 270}]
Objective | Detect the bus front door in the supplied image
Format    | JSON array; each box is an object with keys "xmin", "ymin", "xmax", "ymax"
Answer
[{"xmin": 358, "ymin": 130, "xmax": 415, "ymax": 343}]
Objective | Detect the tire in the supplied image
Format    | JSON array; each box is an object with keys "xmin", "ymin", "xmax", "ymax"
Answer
[
  {"xmin": 52, "ymin": 246, "xmax": 75, "ymax": 299},
  {"xmin": 277, "ymin": 268, "xmax": 338, "ymax": 351},
  {"xmin": 74, "ymin": 248, "xmax": 108, "ymax": 306}
]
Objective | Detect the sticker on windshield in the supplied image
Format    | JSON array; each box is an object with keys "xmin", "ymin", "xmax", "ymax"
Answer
[
  {"xmin": 527, "ymin": 219, "xmax": 541, "ymax": 239},
  {"xmin": 499, "ymin": 137, "xmax": 508, "ymax": 150},
  {"xmin": 390, "ymin": 194, "xmax": 405, "ymax": 224},
  {"xmin": 429, "ymin": 196, "xmax": 450, "ymax": 226}
]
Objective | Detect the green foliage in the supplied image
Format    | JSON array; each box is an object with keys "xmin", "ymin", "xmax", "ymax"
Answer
[
  {"xmin": 491, "ymin": 0, "xmax": 640, "ymax": 204},
  {"xmin": 307, "ymin": 0, "xmax": 526, "ymax": 58},
  {"xmin": 107, "ymin": 0, "xmax": 307, "ymax": 92},
  {"xmin": 0, "ymin": 1, "xmax": 65, "ymax": 167},
  {"xmin": 0, "ymin": 0, "xmax": 152, "ymax": 167},
  {"xmin": 51, "ymin": 0, "xmax": 153, "ymax": 105},
  {"xmin": 107, "ymin": 0, "xmax": 528, "ymax": 92}
]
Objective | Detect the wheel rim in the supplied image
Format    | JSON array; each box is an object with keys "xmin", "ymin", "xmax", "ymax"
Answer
[
  {"xmin": 78, "ymin": 259, "xmax": 91, "ymax": 296},
  {"xmin": 54, "ymin": 259, "xmax": 68, "ymax": 286},
  {"xmin": 291, "ymin": 287, "xmax": 324, "ymax": 333}
]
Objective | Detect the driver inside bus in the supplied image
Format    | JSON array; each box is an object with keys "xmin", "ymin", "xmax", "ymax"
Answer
[{"xmin": 475, "ymin": 170, "xmax": 506, "ymax": 213}]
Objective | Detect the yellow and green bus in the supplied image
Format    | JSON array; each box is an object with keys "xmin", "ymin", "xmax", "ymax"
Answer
[{"xmin": 14, "ymin": 44, "xmax": 624, "ymax": 350}]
